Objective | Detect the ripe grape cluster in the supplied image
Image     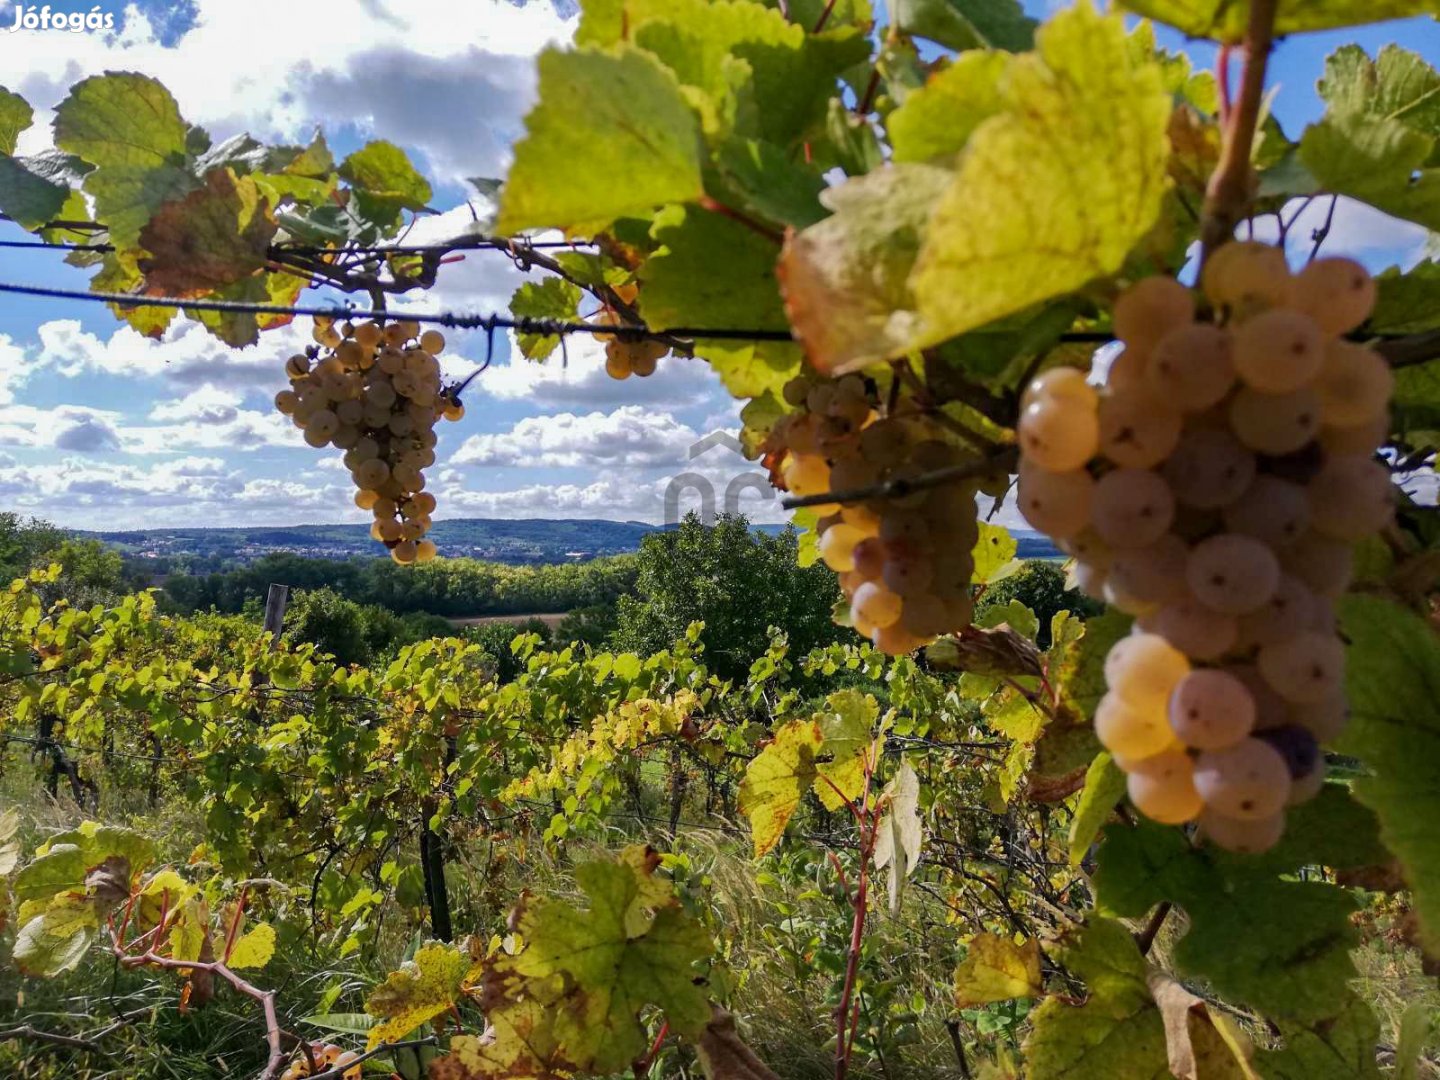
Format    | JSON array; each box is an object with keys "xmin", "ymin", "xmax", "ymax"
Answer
[
  {"xmin": 1017, "ymin": 246, "xmax": 1392, "ymax": 852},
  {"xmin": 281, "ymin": 1043, "xmax": 361, "ymax": 1080},
  {"xmin": 770, "ymin": 373, "xmax": 996, "ymax": 655},
  {"xmin": 275, "ymin": 318, "xmax": 463, "ymax": 565},
  {"xmin": 595, "ymin": 304, "xmax": 669, "ymax": 380}
]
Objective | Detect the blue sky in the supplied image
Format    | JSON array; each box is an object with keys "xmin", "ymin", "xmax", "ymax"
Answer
[{"xmin": 0, "ymin": 0, "xmax": 1436, "ymax": 531}]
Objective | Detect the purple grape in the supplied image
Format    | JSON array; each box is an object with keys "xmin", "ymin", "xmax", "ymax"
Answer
[{"xmin": 1256, "ymin": 724, "xmax": 1320, "ymax": 780}]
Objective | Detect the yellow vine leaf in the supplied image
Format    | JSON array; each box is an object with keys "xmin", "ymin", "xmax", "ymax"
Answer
[
  {"xmin": 953, "ymin": 933, "xmax": 1044, "ymax": 1009},
  {"xmin": 428, "ymin": 1000, "xmax": 572, "ymax": 1080},
  {"xmin": 910, "ymin": 2, "xmax": 1171, "ymax": 349},
  {"xmin": 225, "ymin": 922, "xmax": 276, "ymax": 971},
  {"xmin": 365, "ymin": 940, "xmax": 483, "ymax": 1050},
  {"xmin": 738, "ymin": 719, "xmax": 823, "ymax": 857}
]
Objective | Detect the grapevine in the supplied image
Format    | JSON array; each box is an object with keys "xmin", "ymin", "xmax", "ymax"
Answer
[{"xmin": 4, "ymin": 1, "xmax": 1440, "ymax": 1079}]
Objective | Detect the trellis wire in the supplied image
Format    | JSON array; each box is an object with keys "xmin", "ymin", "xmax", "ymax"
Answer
[{"xmin": 0, "ymin": 279, "xmax": 799, "ymax": 343}]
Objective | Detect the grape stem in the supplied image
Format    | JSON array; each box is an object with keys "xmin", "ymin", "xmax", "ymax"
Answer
[
  {"xmin": 780, "ymin": 446, "xmax": 1018, "ymax": 510},
  {"xmin": 1199, "ymin": 0, "xmax": 1279, "ymax": 260},
  {"xmin": 1135, "ymin": 901, "xmax": 1172, "ymax": 956}
]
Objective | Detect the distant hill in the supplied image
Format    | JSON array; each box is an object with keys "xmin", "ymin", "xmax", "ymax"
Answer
[{"xmin": 81, "ymin": 518, "xmax": 1061, "ymax": 566}]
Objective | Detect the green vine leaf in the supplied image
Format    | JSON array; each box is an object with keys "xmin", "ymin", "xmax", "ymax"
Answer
[
  {"xmin": 0, "ymin": 87, "xmax": 31, "ymax": 156},
  {"xmin": 910, "ymin": 3, "xmax": 1171, "ymax": 351},
  {"xmin": 339, "ymin": 139, "xmax": 433, "ymax": 228},
  {"xmin": 1336, "ymin": 594, "xmax": 1440, "ymax": 955},
  {"xmin": 639, "ymin": 203, "xmax": 799, "ymax": 398},
  {"xmin": 1022, "ymin": 918, "xmax": 1168, "ymax": 1079},
  {"xmin": 510, "ymin": 279, "xmax": 583, "ymax": 360},
  {"xmin": 53, "ymin": 72, "xmax": 189, "ymax": 170},
  {"xmin": 891, "ymin": 0, "xmax": 1036, "ymax": 53},
  {"xmin": 507, "ymin": 852, "xmax": 713, "ymax": 1072},
  {"xmin": 1068, "ymin": 753, "xmax": 1126, "ymax": 866},
  {"xmin": 498, "ymin": 47, "xmax": 705, "ymax": 235},
  {"xmin": 1300, "ymin": 45, "xmax": 1440, "ymax": 232},
  {"xmin": 1093, "ymin": 819, "xmax": 1362, "ymax": 1023}
]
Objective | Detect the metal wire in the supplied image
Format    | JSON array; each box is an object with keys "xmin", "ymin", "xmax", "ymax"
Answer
[{"xmin": 0, "ymin": 279, "xmax": 798, "ymax": 343}]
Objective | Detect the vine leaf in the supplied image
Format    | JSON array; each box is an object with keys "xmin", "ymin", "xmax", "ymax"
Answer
[
  {"xmin": 506, "ymin": 850, "xmax": 713, "ymax": 1073},
  {"xmin": 639, "ymin": 203, "xmax": 800, "ymax": 398},
  {"xmin": 887, "ymin": 50, "xmax": 1011, "ymax": 165},
  {"xmin": 339, "ymin": 139, "xmax": 433, "ymax": 229},
  {"xmin": 138, "ymin": 169, "xmax": 276, "ymax": 295},
  {"xmin": 910, "ymin": 3, "xmax": 1171, "ymax": 351},
  {"xmin": 890, "ymin": 0, "xmax": 1035, "ymax": 53},
  {"xmin": 1022, "ymin": 918, "xmax": 1168, "ymax": 1079},
  {"xmin": 0, "ymin": 86, "xmax": 31, "ymax": 156},
  {"xmin": 953, "ymin": 933, "xmax": 1042, "ymax": 1008},
  {"xmin": 1067, "ymin": 752, "xmax": 1126, "ymax": 866},
  {"xmin": 510, "ymin": 279, "xmax": 583, "ymax": 361},
  {"xmin": 1146, "ymin": 969, "xmax": 1258, "ymax": 1080},
  {"xmin": 53, "ymin": 72, "xmax": 189, "ymax": 170},
  {"xmin": 778, "ymin": 162, "xmax": 951, "ymax": 375},
  {"xmin": 813, "ymin": 689, "xmax": 880, "ymax": 811},
  {"xmin": 1117, "ymin": 0, "xmax": 1440, "ymax": 41},
  {"xmin": 428, "ymin": 1001, "xmax": 571, "ymax": 1080},
  {"xmin": 13, "ymin": 895, "xmax": 99, "ymax": 977},
  {"xmin": 1093, "ymin": 819, "xmax": 1362, "ymax": 1024},
  {"xmin": 0, "ymin": 155, "xmax": 72, "ymax": 231},
  {"xmin": 738, "ymin": 718, "xmax": 822, "ymax": 857},
  {"xmin": 225, "ymin": 922, "xmax": 276, "ymax": 970},
  {"xmin": 1300, "ymin": 45, "xmax": 1440, "ymax": 232},
  {"xmin": 1337, "ymin": 595, "xmax": 1440, "ymax": 954},
  {"xmin": 498, "ymin": 46, "xmax": 704, "ymax": 235},
  {"xmin": 365, "ymin": 940, "xmax": 482, "ymax": 1050},
  {"xmin": 873, "ymin": 761, "xmax": 923, "ymax": 915}
]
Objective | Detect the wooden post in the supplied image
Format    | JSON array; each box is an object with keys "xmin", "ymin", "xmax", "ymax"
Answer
[{"xmin": 262, "ymin": 584, "xmax": 289, "ymax": 647}]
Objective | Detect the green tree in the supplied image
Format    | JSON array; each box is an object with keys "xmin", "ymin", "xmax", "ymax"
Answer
[
  {"xmin": 283, "ymin": 587, "xmax": 373, "ymax": 666},
  {"xmin": 611, "ymin": 514, "xmax": 842, "ymax": 678},
  {"xmin": 975, "ymin": 561, "xmax": 1100, "ymax": 649}
]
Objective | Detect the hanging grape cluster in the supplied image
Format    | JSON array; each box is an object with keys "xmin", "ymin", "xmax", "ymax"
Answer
[
  {"xmin": 1017, "ymin": 246, "xmax": 1393, "ymax": 853},
  {"xmin": 274, "ymin": 318, "xmax": 464, "ymax": 565},
  {"xmin": 769, "ymin": 373, "xmax": 1001, "ymax": 656},
  {"xmin": 595, "ymin": 305, "xmax": 669, "ymax": 380}
]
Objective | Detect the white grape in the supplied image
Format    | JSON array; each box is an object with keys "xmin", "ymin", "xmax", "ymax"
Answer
[
  {"xmin": 1257, "ymin": 631, "xmax": 1346, "ymax": 704},
  {"xmin": 1091, "ymin": 468, "xmax": 1175, "ymax": 548},
  {"xmin": 1293, "ymin": 256, "xmax": 1376, "ymax": 335},
  {"xmin": 1185, "ymin": 533, "xmax": 1280, "ymax": 615},
  {"xmin": 1126, "ymin": 750, "xmax": 1203, "ymax": 824},
  {"xmin": 1232, "ymin": 309, "xmax": 1325, "ymax": 393},
  {"xmin": 1146, "ymin": 323, "xmax": 1236, "ymax": 410},
  {"xmin": 1193, "ymin": 738, "xmax": 1291, "ymax": 819},
  {"xmin": 1162, "ymin": 428, "xmax": 1256, "ymax": 509},
  {"xmin": 1229, "ymin": 386, "xmax": 1322, "ymax": 456},
  {"xmin": 1098, "ymin": 390, "xmax": 1183, "ymax": 468},
  {"xmin": 1016, "ymin": 466, "xmax": 1094, "ymax": 539},
  {"xmin": 1223, "ymin": 476, "xmax": 1310, "ymax": 547}
]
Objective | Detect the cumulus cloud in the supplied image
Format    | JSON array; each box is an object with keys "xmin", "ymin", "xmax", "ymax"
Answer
[
  {"xmin": 451, "ymin": 405, "xmax": 702, "ymax": 468},
  {"xmin": 10, "ymin": 0, "xmax": 573, "ymax": 178},
  {"xmin": 472, "ymin": 332, "xmax": 726, "ymax": 409}
]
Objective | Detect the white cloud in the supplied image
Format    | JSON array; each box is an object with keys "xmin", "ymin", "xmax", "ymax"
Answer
[
  {"xmin": 1236, "ymin": 196, "xmax": 1434, "ymax": 272},
  {"xmin": 10, "ymin": 1, "xmax": 573, "ymax": 186},
  {"xmin": 473, "ymin": 332, "xmax": 725, "ymax": 409},
  {"xmin": 0, "ymin": 454, "xmax": 354, "ymax": 527},
  {"xmin": 148, "ymin": 386, "xmax": 244, "ymax": 423},
  {"xmin": 451, "ymin": 405, "xmax": 702, "ymax": 468},
  {"xmin": 0, "ymin": 404, "xmax": 124, "ymax": 449}
]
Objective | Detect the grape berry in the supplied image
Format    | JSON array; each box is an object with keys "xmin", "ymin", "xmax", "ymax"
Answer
[{"xmin": 1018, "ymin": 247, "xmax": 1391, "ymax": 853}]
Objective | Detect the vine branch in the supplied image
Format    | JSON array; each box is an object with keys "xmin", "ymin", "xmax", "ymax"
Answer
[{"xmin": 1199, "ymin": 0, "xmax": 1279, "ymax": 259}]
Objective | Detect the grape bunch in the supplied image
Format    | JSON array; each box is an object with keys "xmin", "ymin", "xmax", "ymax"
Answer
[
  {"xmin": 594, "ymin": 302, "xmax": 669, "ymax": 380},
  {"xmin": 274, "ymin": 317, "xmax": 464, "ymax": 565},
  {"xmin": 768, "ymin": 373, "xmax": 994, "ymax": 656},
  {"xmin": 1017, "ymin": 245, "xmax": 1392, "ymax": 852}
]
